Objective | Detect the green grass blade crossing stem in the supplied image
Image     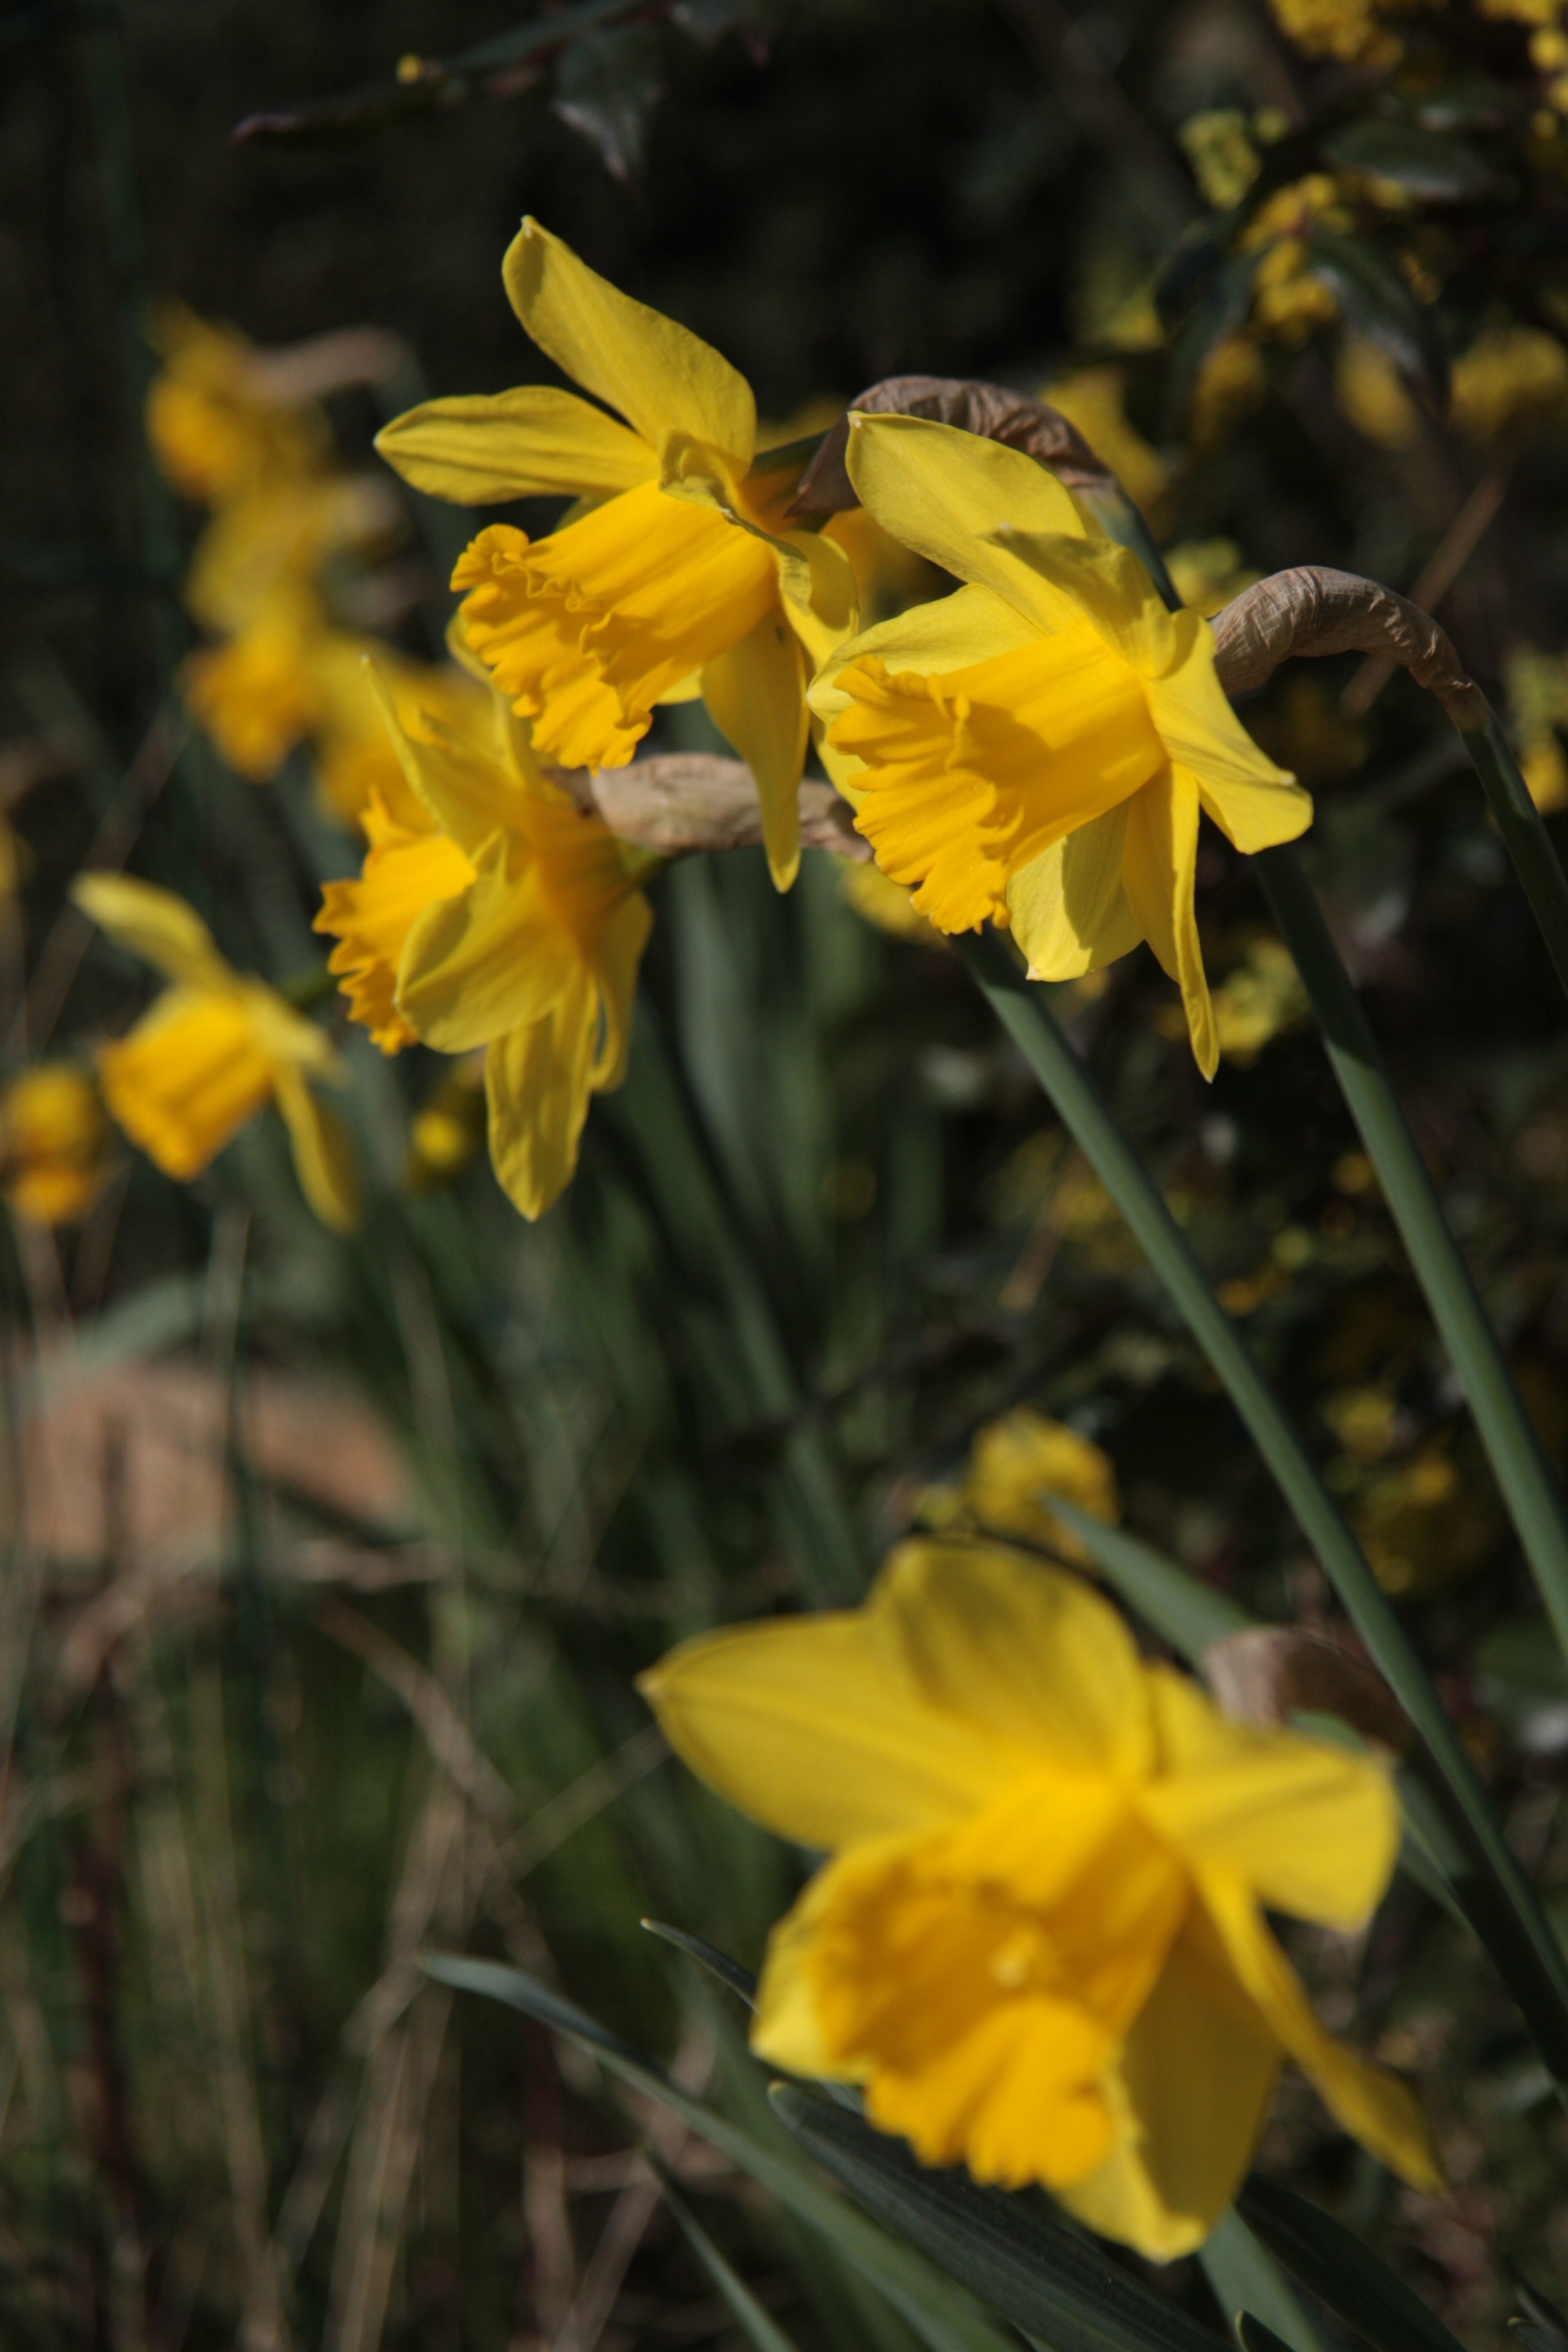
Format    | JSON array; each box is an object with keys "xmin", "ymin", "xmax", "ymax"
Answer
[{"xmin": 955, "ymin": 929, "xmax": 1568, "ymax": 2094}]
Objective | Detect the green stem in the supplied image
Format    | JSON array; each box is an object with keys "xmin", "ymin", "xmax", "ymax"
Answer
[
  {"xmin": 1256, "ymin": 841, "xmax": 1568, "ymax": 1662},
  {"xmin": 1456, "ymin": 704, "xmax": 1568, "ymax": 1005},
  {"xmin": 955, "ymin": 927, "xmax": 1568, "ymax": 2088}
]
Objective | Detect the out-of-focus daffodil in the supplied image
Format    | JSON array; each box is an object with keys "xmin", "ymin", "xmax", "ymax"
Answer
[
  {"xmin": 375, "ymin": 219, "xmax": 857, "ymax": 890},
  {"xmin": 836, "ymin": 858, "xmax": 943, "ymax": 946},
  {"xmin": 74, "ymin": 875, "xmax": 358, "ymax": 1231},
  {"xmin": 920, "ymin": 1406, "xmax": 1120, "ymax": 1562},
  {"xmin": 641, "ymin": 1540, "xmax": 1439, "ymax": 2259},
  {"xmin": 315, "ymin": 670, "xmax": 655, "ymax": 1219},
  {"xmin": 809, "ymin": 415, "xmax": 1310, "ymax": 1077},
  {"xmin": 0, "ymin": 1063, "xmax": 113, "ymax": 1226},
  {"xmin": 146, "ymin": 304, "xmax": 328, "ymax": 506},
  {"xmin": 407, "ymin": 1058, "xmax": 489, "ymax": 1191}
]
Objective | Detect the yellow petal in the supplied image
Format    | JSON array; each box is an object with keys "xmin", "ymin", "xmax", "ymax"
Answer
[
  {"xmin": 702, "ymin": 611, "xmax": 809, "ymax": 891},
  {"xmin": 844, "ymin": 413, "xmax": 1092, "ymax": 632},
  {"xmin": 273, "ymin": 1068, "xmax": 361, "ymax": 1232},
  {"xmin": 364, "ymin": 662, "xmax": 520, "ymax": 857},
  {"xmin": 97, "ymin": 990, "xmax": 276, "ymax": 1180},
  {"xmin": 1059, "ymin": 1903, "xmax": 1282, "ymax": 2261},
  {"xmin": 503, "ymin": 218, "xmax": 755, "ymax": 469},
  {"xmin": 588, "ymin": 892, "xmax": 653, "ymax": 1093},
  {"xmin": 484, "ymin": 975, "xmax": 598, "ymax": 1220},
  {"xmin": 1121, "ymin": 766, "xmax": 1218, "ymax": 1080},
  {"xmin": 1198, "ymin": 1869, "xmax": 1443, "ymax": 2190},
  {"xmin": 829, "ymin": 630, "xmax": 1162, "ymax": 935},
  {"xmin": 374, "ymin": 387, "xmax": 655, "ymax": 504},
  {"xmin": 638, "ymin": 1610, "xmax": 1013, "ymax": 1851},
  {"xmin": 875, "ymin": 1540, "xmax": 1155, "ymax": 1780},
  {"xmin": 1007, "ymin": 803, "xmax": 1142, "ymax": 981},
  {"xmin": 991, "ymin": 526, "xmax": 1181, "ymax": 675},
  {"xmin": 315, "ymin": 804, "xmax": 477, "ymax": 1054},
  {"xmin": 810, "ymin": 582, "xmax": 1038, "ymax": 799},
  {"xmin": 73, "ymin": 874, "xmax": 233, "ymax": 992},
  {"xmin": 1147, "ymin": 635, "xmax": 1313, "ymax": 853},
  {"xmin": 1139, "ymin": 1666, "xmax": 1400, "ymax": 1928},
  {"xmin": 397, "ymin": 838, "xmax": 575, "ymax": 1054},
  {"xmin": 454, "ymin": 487, "xmax": 778, "ymax": 773},
  {"xmin": 774, "ymin": 526, "xmax": 859, "ymax": 676}
]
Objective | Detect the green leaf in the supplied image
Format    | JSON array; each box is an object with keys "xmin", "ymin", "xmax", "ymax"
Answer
[
  {"xmin": 1321, "ymin": 120, "xmax": 1495, "ymax": 203},
  {"xmin": 420, "ymin": 1955, "xmax": 1016, "ymax": 2352},
  {"xmin": 1198, "ymin": 2209, "xmax": 1328, "ymax": 2352},
  {"xmin": 1040, "ymin": 1500, "xmax": 1250, "ymax": 1655},
  {"xmin": 552, "ymin": 24, "xmax": 664, "ymax": 180},
  {"xmin": 769, "ymin": 2082, "xmax": 1225, "ymax": 2352},
  {"xmin": 647, "ymin": 2151, "xmax": 806, "ymax": 2352},
  {"xmin": 1305, "ymin": 229, "xmax": 1447, "ymax": 396},
  {"xmin": 643, "ymin": 1917, "xmax": 759, "ymax": 2008},
  {"xmin": 1235, "ymin": 2177, "xmax": 1467, "ymax": 2352}
]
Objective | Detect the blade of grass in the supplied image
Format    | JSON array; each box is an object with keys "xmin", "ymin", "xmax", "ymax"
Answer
[
  {"xmin": 769, "ymin": 2082, "xmax": 1224, "ymax": 2352},
  {"xmin": 1235, "ymin": 2177, "xmax": 1466, "ymax": 2352},
  {"xmin": 1455, "ymin": 706, "xmax": 1568, "ymax": 1008},
  {"xmin": 1256, "ymin": 840, "xmax": 1568, "ymax": 1664},
  {"xmin": 420, "ymin": 1955, "xmax": 1016, "ymax": 2352},
  {"xmin": 1198, "ymin": 2209, "xmax": 1328, "ymax": 2352},
  {"xmin": 955, "ymin": 928, "xmax": 1568, "ymax": 2091},
  {"xmin": 647, "ymin": 2151, "xmax": 806, "ymax": 2352}
]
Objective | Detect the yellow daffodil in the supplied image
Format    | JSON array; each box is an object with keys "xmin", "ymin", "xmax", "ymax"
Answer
[
  {"xmin": 374, "ymin": 220, "xmax": 857, "ymax": 890},
  {"xmin": 0, "ymin": 1064, "xmax": 112, "ymax": 1226},
  {"xmin": 74, "ymin": 875, "xmax": 358, "ymax": 1231},
  {"xmin": 146, "ymin": 304, "xmax": 328, "ymax": 508},
  {"xmin": 920, "ymin": 1406, "xmax": 1120, "ymax": 1563},
  {"xmin": 641, "ymin": 1540, "xmax": 1439, "ymax": 2260},
  {"xmin": 808, "ymin": 416, "xmax": 1312, "ymax": 1077},
  {"xmin": 314, "ymin": 670, "xmax": 655, "ymax": 1219}
]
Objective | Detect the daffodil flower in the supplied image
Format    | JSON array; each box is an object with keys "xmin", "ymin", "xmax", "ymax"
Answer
[
  {"xmin": 808, "ymin": 415, "xmax": 1313, "ymax": 1076},
  {"xmin": 73, "ymin": 874, "xmax": 358, "ymax": 1231},
  {"xmin": 314, "ymin": 671, "xmax": 655, "ymax": 1220},
  {"xmin": 0, "ymin": 1064, "xmax": 112, "ymax": 1227},
  {"xmin": 374, "ymin": 219, "xmax": 857, "ymax": 891},
  {"xmin": 641, "ymin": 1539, "xmax": 1439, "ymax": 2261}
]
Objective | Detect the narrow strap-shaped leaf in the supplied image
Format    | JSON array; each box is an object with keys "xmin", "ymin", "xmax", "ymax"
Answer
[
  {"xmin": 1236, "ymin": 2178, "xmax": 1465, "ymax": 2352},
  {"xmin": 647, "ymin": 2150, "xmax": 806, "ymax": 2352},
  {"xmin": 420, "ymin": 1955, "xmax": 1016, "ymax": 2352},
  {"xmin": 1256, "ymin": 840, "xmax": 1568, "ymax": 1666},
  {"xmin": 955, "ymin": 929, "xmax": 1568, "ymax": 2091},
  {"xmin": 770, "ymin": 2081, "xmax": 1226, "ymax": 2352},
  {"xmin": 1040, "ymin": 1498, "xmax": 1250, "ymax": 1653},
  {"xmin": 1199, "ymin": 2209, "xmax": 1329, "ymax": 2352},
  {"xmin": 1456, "ymin": 706, "xmax": 1568, "ymax": 1008},
  {"xmin": 643, "ymin": 1917, "xmax": 759, "ymax": 2008}
]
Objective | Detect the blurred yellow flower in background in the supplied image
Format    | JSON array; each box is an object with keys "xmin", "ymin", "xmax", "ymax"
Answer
[
  {"xmin": 146, "ymin": 304, "xmax": 328, "ymax": 505},
  {"xmin": 0, "ymin": 1064, "xmax": 112, "ymax": 1226},
  {"xmin": 1039, "ymin": 368, "xmax": 1172, "ymax": 532},
  {"xmin": 641, "ymin": 1540, "xmax": 1438, "ymax": 2259},
  {"xmin": 1504, "ymin": 644, "xmax": 1568, "ymax": 812},
  {"xmin": 811, "ymin": 414, "xmax": 1310, "ymax": 1077},
  {"xmin": 316, "ymin": 668, "xmax": 655, "ymax": 1219},
  {"xmin": 376, "ymin": 219, "xmax": 857, "ymax": 890},
  {"xmin": 1449, "ymin": 325, "xmax": 1568, "ymax": 441},
  {"xmin": 836, "ymin": 858, "xmax": 944, "ymax": 946},
  {"xmin": 74, "ymin": 875, "xmax": 358, "ymax": 1231},
  {"xmin": 919, "ymin": 1406, "xmax": 1120, "ymax": 1561},
  {"xmin": 1163, "ymin": 539, "xmax": 1259, "ymax": 619},
  {"xmin": 1334, "ymin": 337, "xmax": 1423, "ymax": 449}
]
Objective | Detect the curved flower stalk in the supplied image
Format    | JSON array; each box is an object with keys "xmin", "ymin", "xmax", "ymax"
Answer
[
  {"xmin": 641, "ymin": 1539, "xmax": 1439, "ymax": 2262},
  {"xmin": 374, "ymin": 218, "xmax": 857, "ymax": 890},
  {"xmin": 807, "ymin": 414, "xmax": 1312, "ymax": 1076},
  {"xmin": 314, "ymin": 670, "xmax": 655, "ymax": 1220},
  {"xmin": 73, "ymin": 875, "xmax": 358, "ymax": 1232},
  {"xmin": 0, "ymin": 1064, "xmax": 112, "ymax": 1226}
]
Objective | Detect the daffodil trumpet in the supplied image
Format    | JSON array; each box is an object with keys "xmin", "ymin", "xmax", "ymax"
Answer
[
  {"xmin": 808, "ymin": 413, "xmax": 1313, "ymax": 1077},
  {"xmin": 640, "ymin": 1539, "xmax": 1439, "ymax": 2262},
  {"xmin": 374, "ymin": 218, "xmax": 857, "ymax": 892},
  {"xmin": 314, "ymin": 665, "xmax": 656, "ymax": 1221},
  {"xmin": 73, "ymin": 873, "xmax": 359, "ymax": 1232}
]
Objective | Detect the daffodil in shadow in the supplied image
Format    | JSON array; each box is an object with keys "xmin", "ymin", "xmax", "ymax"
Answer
[
  {"xmin": 809, "ymin": 415, "xmax": 1312, "ymax": 1076},
  {"xmin": 73, "ymin": 874, "xmax": 358, "ymax": 1232},
  {"xmin": 374, "ymin": 219, "xmax": 857, "ymax": 890},
  {"xmin": 640, "ymin": 1538, "xmax": 1439, "ymax": 2261},
  {"xmin": 314, "ymin": 667, "xmax": 655, "ymax": 1220}
]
